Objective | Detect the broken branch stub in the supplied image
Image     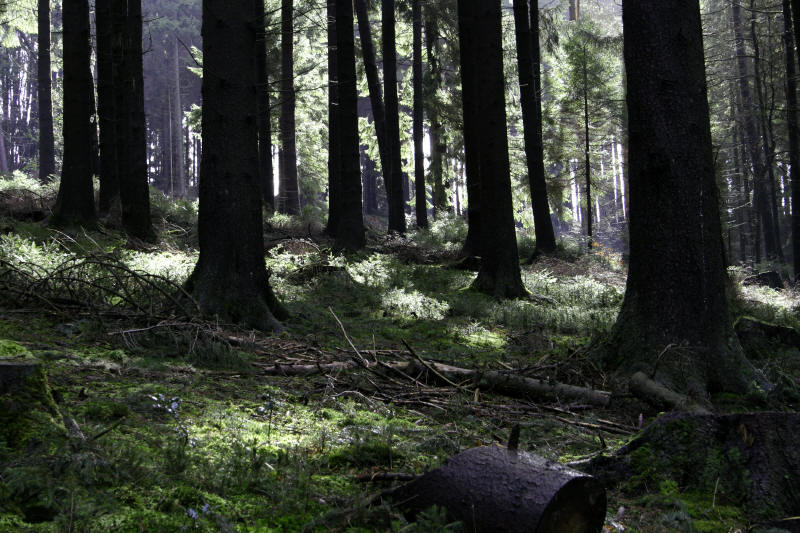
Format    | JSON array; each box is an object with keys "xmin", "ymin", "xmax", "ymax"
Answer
[{"xmin": 392, "ymin": 446, "xmax": 606, "ymax": 532}]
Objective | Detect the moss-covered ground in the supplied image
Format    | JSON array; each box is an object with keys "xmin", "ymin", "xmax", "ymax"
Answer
[{"xmin": 1, "ymin": 186, "xmax": 799, "ymax": 531}]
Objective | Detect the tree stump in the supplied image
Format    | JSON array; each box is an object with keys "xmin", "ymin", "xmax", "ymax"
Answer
[
  {"xmin": 588, "ymin": 411, "xmax": 800, "ymax": 525},
  {"xmin": 392, "ymin": 446, "xmax": 606, "ymax": 532},
  {"xmin": 0, "ymin": 356, "xmax": 63, "ymax": 452}
]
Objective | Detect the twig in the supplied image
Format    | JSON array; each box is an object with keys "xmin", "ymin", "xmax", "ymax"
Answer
[
  {"xmin": 90, "ymin": 417, "xmax": 127, "ymax": 441},
  {"xmin": 329, "ymin": 307, "xmax": 370, "ymax": 368}
]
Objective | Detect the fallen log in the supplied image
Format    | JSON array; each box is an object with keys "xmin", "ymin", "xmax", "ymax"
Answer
[
  {"xmin": 391, "ymin": 445, "xmax": 606, "ymax": 532},
  {"xmin": 629, "ymin": 371, "xmax": 710, "ymax": 413},
  {"xmin": 254, "ymin": 359, "xmax": 612, "ymax": 407}
]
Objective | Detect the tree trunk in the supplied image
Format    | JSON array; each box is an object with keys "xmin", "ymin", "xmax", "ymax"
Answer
[
  {"xmin": 382, "ymin": 0, "xmax": 406, "ymax": 234},
  {"xmin": 784, "ymin": 0, "xmax": 800, "ymax": 277},
  {"xmin": 52, "ymin": 0, "xmax": 96, "ymax": 227},
  {"xmin": 393, "ymin": 446, "xmax": 606, "ymax": 533},
  {"xmin": 583, "ymin": 46, "xmax": 592, "ymax": 248},
  {"xmin": 117, "ymin": 0, "xmax": 155, "ymax": 242},
  {"xmin": 457, "ymin": 2, "xmax": 481, "ymax": 257},
  {"xmin": 461, "ymin": 1, "xmax": 526, "ymax": 299},
  {"xmin": 610, "ymin": 0, "xmax": 764, "ymax": 397},
  {"xmin": 732, "ymin": 1, "xmax": 779, "ymax": 260},
  {"xmin": 279, "ymin": 0, "xmax": 299, "ymax": 215},
  {"xmin": 96, "ymin": 0, "xmax": 119, "ymax": 217},
  {"xmin": 749, "ymin": 4, "xmax": 783, "ymax": 261},
  {"xmin": 255, "ymin": 0, "xmax": 274, "ymax": 211},
  {"xmin": 512, "ymin": 0, "xmax": 556, "ymax": 256},
  {"xmin": 354, "ymin": 0, "xmax": 390, "ymax": 200},
  {"xmin": 171, "ymin": 37, "xmax": 185, "ymax": 199},
  {"xmin": 425, "ymin": 13, "xmax": 447, "ymax": 218},
  {"xmin": 412, "ymin": 0, "xmax": 427, "ymax": 229},
  {"xmin": 37, "ymin": 0, "xmax": 55, "ymax": 181},
  {"xmin": 333, "ymin": 0, "xmax": 365, "ymax": 250},
  {"xmin": 326, "ymin": 0, "xmax": 341, "ymax": 236},
  {"xmin": 189, "ymin": 0, "xmax": 288, "ymax": 332}
]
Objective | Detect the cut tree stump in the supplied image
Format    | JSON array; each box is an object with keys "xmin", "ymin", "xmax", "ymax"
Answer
[
  {"xmin": 391, "ymin": 445, "xmax": 606, "ymax": 532},
  {"xmin": 0, "ymin": 356, "xmax": 64, "ymax": 451},
  {"xmin": 588, "ymin": 411, "xmax": 800, "ymax": 525}
]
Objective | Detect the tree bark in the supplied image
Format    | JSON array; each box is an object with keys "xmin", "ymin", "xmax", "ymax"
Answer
[
  {"xmin": 412, "ymin": 0, "xmax": 427, "ymax": 229},
  {"xmin": 326, "ymin": 0, "xmax": 341, "ymax": 236},
  {"xmin": 118, "ymin": 0, "xmax": 155, "ymax": 242},
  {"xmin": 189, "ymin": 0, "xmax": 288, "ymax": 332},
  {"xmin": 279, "ymin": 0, "xmax": 300, "ymax": 215},
  {"xmin": 424, "ymin": 13, "xmax": 447, "ymax": 218},
  {"xmin": 37, "ymin": 0, "xmax": 55, "ymax": 181},
  {"xmin": 96, "ymin": 0, "xmax": 119, "ymax": 217},
  {"xmin": 382, "ymin": 0, "xmax": 406, "ymax": 234},
  {"xmin": 333, "ymin": 0, "xmax": 364, "ymax": 251},
  {"xmin": 170, "ymin": 37, "xmax": 185, "ymax": 199},
  {"xmin": 457, "ymin": 2, "xmax": 481, "ymax": 257},
  {"xmin": 609, "ymin": 0, "xmax": 764, "ymax": 397},
  {"xmin": 749, "ymin": 4, "xmax": 783, "ymax": 261},
  {"xmin": 354, "ymin": 0, "xmax": 389, "ymax": 203},
  {"xmin": 255, "ymin": 0, "xmax": 274, "ymax": 211},
  {"xmin": 784, "ymin": 0, "xmax": 800, "ymax": 278},
  {"xmin": 52, "ymin": 0, "xmax": 96, "ymax": 228},
  {"xmin": 732, "ymin": 1, "xmax": 779, "ymax": 260},
  {"xmin": 393, "ymin": 446, "xmax": 606, "ymax": 533},
  {"xmin": 512, "ymin": 0, "xmax": 556, "ymax": 255},
  {"xmin": 460, "ymin": 1, "xmax": 526, "ymax": 299},
  {"xmin": 589, "ymin": 412, "xmax": 800, "ymax": 524}
]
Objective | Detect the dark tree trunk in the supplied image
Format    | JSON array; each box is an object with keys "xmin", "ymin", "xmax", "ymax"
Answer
[
  {"xmin": 569, "ymin": 0, "xmax": 580, "ymax": 21},
  {"xmin": 512, "ymin": 0, "xmax": 556, "ymax": 255},
  {"xmin": 460, "ymin": 1, "xmax": 526, "ymax": 299},
  {"xmin": 457, "ymin": 2, "xmax": 481, "ymax": 257},
  {"xmin": 96, "ymin": 0, "xmax": 119, "ymax": 216},
  {"xmin": 189, "ymin": 0, "xmax": 287, "ymax": 332},
  {"xmin": 412, "ymin": 0, "xmax": 427, "ymax": 229},
  {"xmin": 583, "ymin": 46, "xmax": 592, "ymax": 248},
  {"xmin": 117, "ymin": 0, "xmax": 155, "ymax": 242},
  {"xmin": 170, "ymin": 37, "xmax": 185, "ymax": 199},
  {"xmin": 749, "ymin": 5, "xmax": 783, "ymax": 261},
  {"xmin": 52, "ymin": 0, "xmax": 96, "ymax": 227},
  {"xmin": 732, "ymin": 1, "xmax": 779, "ymax": 260},
  {"xmin": 424, "ymin": 13, "xmax": 447, "ymax": 217},
  {"xmin": 382, "ymin": 0, "xmax": 406, "ymax": 234},
  {"xmin": 327, "ymin": 0, "xmax": 341, "ymax": 236},
  {"xmin": 784, "ymin": 0, "xmax": 800, "ymax": 277},
  {"xmin": 333, "ymin": 0, "xmax": 365, "ymax": 250},
  {"xmin": 610, "ymin": 0, "xmax": 763, "ymax": 396},
  {"xmin": 354, "ymin": 0, "xmax": 390, "ymax": 197},
  {"xmin": 255, "ymin": 0, "xmax": 274, "ymax": 211},
  {"xmin": 37, "ymin": 0, "xmax": 55, "ymax": 181},
  {"xmin": 279, "ymin": 0, "xmax": 299, "ymax": 215}
]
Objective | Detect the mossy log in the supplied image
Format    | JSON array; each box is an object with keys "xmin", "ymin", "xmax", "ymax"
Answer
[
  {"xmin": 256, "ymin": 360, "xmax": 611, "ymax": 406},
  {"xmin": 588, "ymin": 411, "xmax": 800, "ymax": 525},
  {"xmin": 391, "ymin": 446, "xmax": 606, "ymax": 532}
]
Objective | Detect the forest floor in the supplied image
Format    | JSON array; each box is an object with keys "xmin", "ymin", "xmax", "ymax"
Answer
[{"xmin": 1, "ymin": 179, "xmax": 799, "ymax": 532}]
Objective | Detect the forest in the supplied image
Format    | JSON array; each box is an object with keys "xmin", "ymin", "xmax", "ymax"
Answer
[{"xmin": 1, "ymin": 0, "xmax": 800, "ymax": 531}]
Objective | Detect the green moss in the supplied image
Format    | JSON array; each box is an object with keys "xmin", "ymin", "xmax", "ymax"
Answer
[
  {"xmin": 0, "ymin": 358, "xmax": 64, "ymax": 454},
  {"xmin": 0, "ymin": 339, "xmax": 30, "ymax": 357}
]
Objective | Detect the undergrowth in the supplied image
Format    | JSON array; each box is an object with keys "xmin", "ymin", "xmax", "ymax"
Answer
[{"xmin": 0, "ymin": 196, "xmax": 797, "ymax": 532}]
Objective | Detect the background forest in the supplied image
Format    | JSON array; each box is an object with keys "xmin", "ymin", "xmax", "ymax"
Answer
[{"xmin": 1, "ymin": 0, "xmax": 800, "ymax": 531}]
